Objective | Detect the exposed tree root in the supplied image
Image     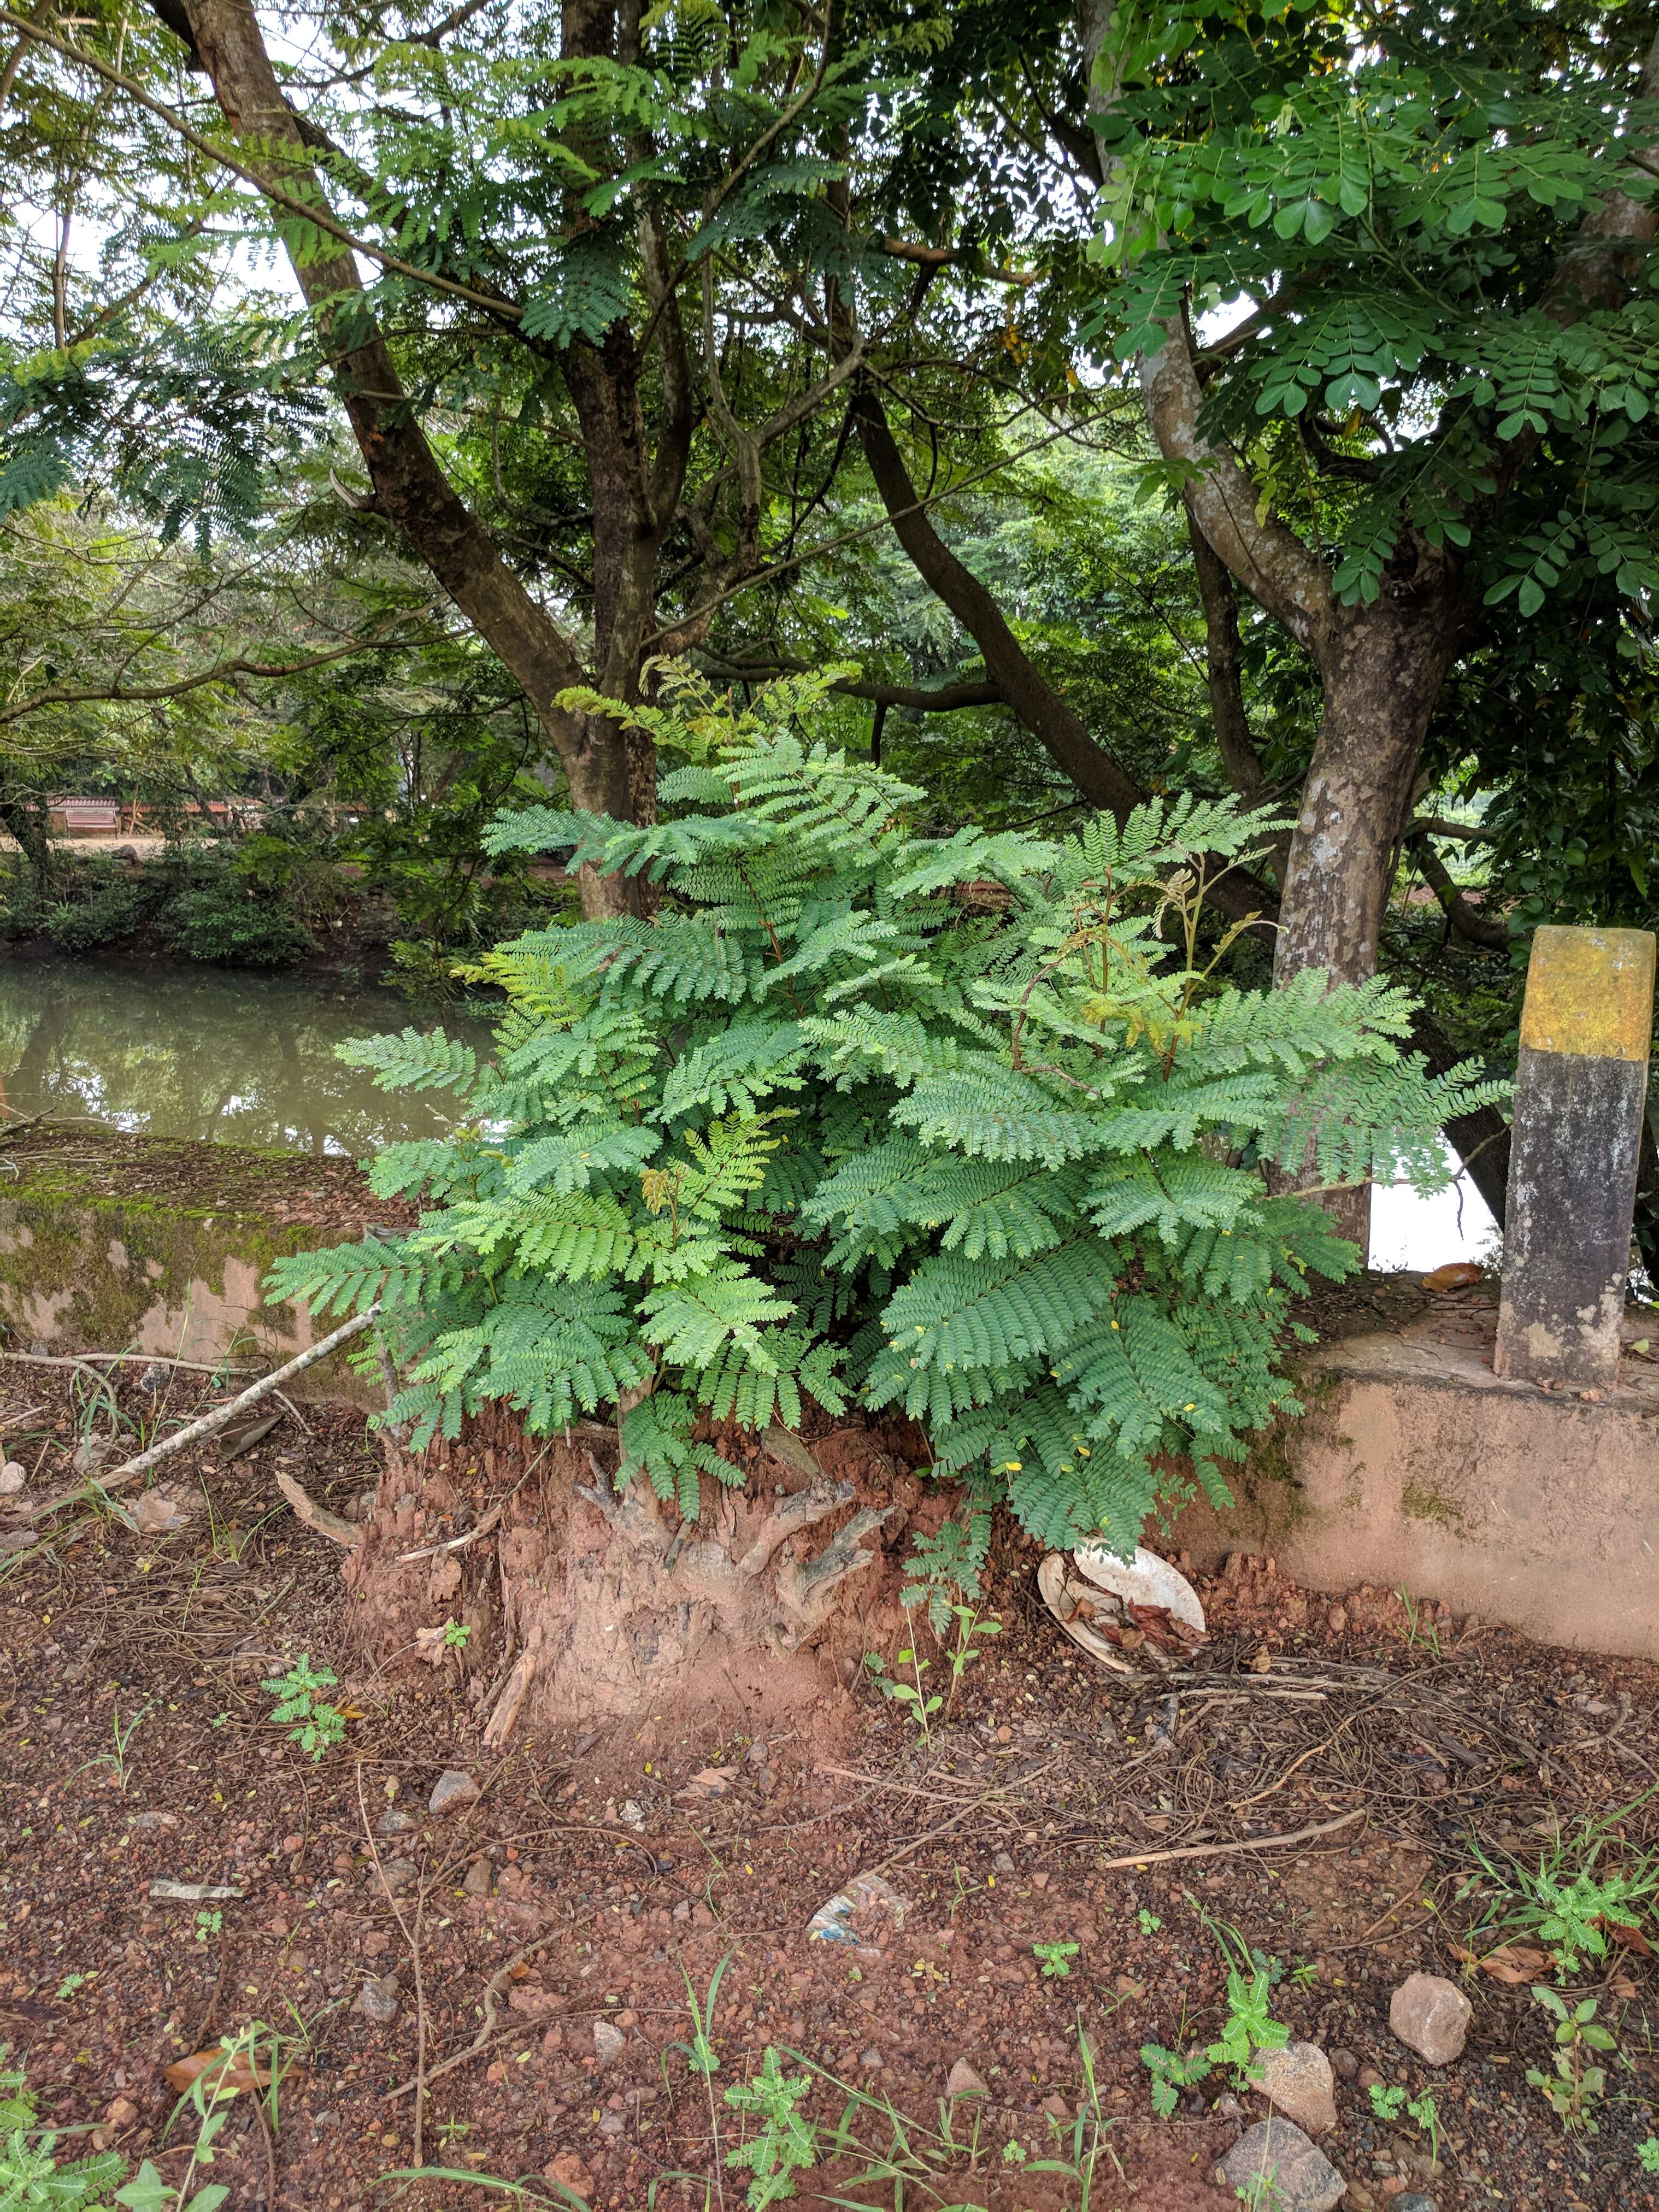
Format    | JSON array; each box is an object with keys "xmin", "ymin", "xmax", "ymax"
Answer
[{"xmin": 341, "ymin": 1404, "xmax": 944, "ymax": 1730}]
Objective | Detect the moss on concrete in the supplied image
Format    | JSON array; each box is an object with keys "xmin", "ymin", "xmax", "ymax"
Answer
[{"xmin": 0, "ymin": 1128, "xmax": 391, "ymax": 1393}]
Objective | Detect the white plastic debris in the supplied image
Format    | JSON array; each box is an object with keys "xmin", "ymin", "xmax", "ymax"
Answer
[
  {"xmin": 1038, "ymin": 1545, "xmax": 1205, "ymax": 1673},
  {"xmin": 807, "ymin": 1871, "xmax": 908, "ymax": 1946},
  {"xmin": 1072, "ymin": 1544, "xmax": 1207, "ymax": 1634}
]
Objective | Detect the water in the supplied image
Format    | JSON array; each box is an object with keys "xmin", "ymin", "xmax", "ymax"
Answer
[
  {"xmin": 1, "ymin": 954, "xmax": 1501, "ymax": 1267},
  {"xmin": 0, "ymin": 956, "xmax": 493, "ymax": 1157},
  {"xmin": 1369, "ymin": 1141, "xmax": 1501, "ymax": 1273}
]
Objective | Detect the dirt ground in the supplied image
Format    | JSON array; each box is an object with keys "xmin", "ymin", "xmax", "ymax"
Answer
[{"xmin": 3, "ymin": 1361, "xmax": 1658, "ymax": 2211}]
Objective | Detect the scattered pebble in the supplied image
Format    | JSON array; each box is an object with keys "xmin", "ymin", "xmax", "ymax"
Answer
[
  {"xmin": 378, "ymin": 1808, "xmax": 416, "ymax": 1837},
  {"xmin": 945, "ymin": 2059, "xmax": 988, "ymax": 2101},
  {"xmin": 592, "ymin": 2019, "xmax": 626, "ymax": 2065},
  {"xmin": 1251, "ymin": 2040, "xmax": 1337, "ymax": 2137},
  {"xmin": 1389, "ymin": 1973, "xmax": 1472, "ymax": 2066},
  {"xmin": 462, "ymin": 1859, "xmax": 492, "ymax": 1896},
  {"xmin": 429, "ymin": 1768, "xmax": 480, "ymax": 1816},
  {"xmin": 0, "ymin": 1460, "xmax": 26, "ymax": 1495},
  {"xmin": 354, "ymin": 1974, "xmax": 399, "ymax": 2024},
  {"xmin": 1218, "ymin": 2116, "xmax": 1346, "ymax": 2212},
  {"xmin": 1329, "ymin": 2048, "xmax": 1358, "ymax": 2080}
]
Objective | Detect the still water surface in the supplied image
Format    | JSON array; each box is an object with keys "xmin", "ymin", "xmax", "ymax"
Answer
[
  {"xmin": 0, "ymin": 957, "xmax": 492, "ymax": 1156},
  {"xmin": 0, "ymin": 955, "xmax": 1491, "ymax": 1268}
]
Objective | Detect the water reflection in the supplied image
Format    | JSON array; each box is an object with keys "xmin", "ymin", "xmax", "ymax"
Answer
[{"xmin": 0, "ymin": 956, "xmax": 493, "ymax": 1156}]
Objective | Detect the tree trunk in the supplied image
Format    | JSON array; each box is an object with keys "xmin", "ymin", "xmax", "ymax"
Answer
[
  {"xmin": 342, "ymin": 1404, "xmax": 942, "ymax": 1733},
  {"xmin": 168, "ymin": 0, "xmax": 656, "ymax": 916},
  {"xmin": 1269, "ymin": 608, "xmax": 1464, "ymax": 1244}
]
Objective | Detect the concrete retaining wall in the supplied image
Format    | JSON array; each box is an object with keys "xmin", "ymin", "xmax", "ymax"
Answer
[{"xmin": 1170, "ymin": 1322, "xmax": 1659, "ymax": 1660}]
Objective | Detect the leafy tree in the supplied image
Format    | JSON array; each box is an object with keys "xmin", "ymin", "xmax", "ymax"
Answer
[
  {"xmin": 1, "ymin": 0, "xmax": 1034, "ymax": 915},
  {"xmin": 271, "ymin": 673, "xmax": 1495, "ymax": 1547}
]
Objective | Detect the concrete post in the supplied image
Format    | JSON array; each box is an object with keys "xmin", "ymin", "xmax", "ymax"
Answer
[{"xmin": 1494, "ymin": 925, "xmax": 1656, "ymax": 1389}]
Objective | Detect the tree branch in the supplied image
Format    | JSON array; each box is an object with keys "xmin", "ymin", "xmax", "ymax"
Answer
[{"xmin": 1410, "ymin": 832, "xmax": 1510, "ymax": 951}]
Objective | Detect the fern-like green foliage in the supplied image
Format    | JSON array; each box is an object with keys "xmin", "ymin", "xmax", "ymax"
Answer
[{"xmin": 269, "ymin": 669, "xmax": 1503, "ymax": 1547}]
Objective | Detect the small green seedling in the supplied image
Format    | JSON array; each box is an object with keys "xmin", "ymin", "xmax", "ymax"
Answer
[
  {"xmin": 1639, "ymin": 2137, "xmax": 1659, "ymax": 2174},
  {"xmin": 1369, "ymin": 2082, "xmax": 1441, "ymax": 2161},
  {"xmin": 1528, "ymin": 1985, "xmax": 1615, "ymax": 2135},
  {"xmin": 442, "ymin": 1620, "xmax": 471, "ymax": 1650},
  {"xmin": 193, "ymin": 1910, "xmax": 222, "ymax": 1944},
  {"xmin": 1033, "ymin": 1940, "xmax": 1080, "ymax": 1979},
  {"xmin": 0, "ymin": 2045, "xmax": 126, "ymax": 2209},
  {"xmin": 862, "ymin": 1648, "xmax": 942, "ymax": 1738},
  {"xmin": 1137, "ymin": 1908, "xmax": 1162, "ymax": 1936},
  {"xmin": 723, "ymin": 2047, "xmax": 818, "ymax": 2208},
  {"xmin": 1140, "ymin": 2042, "xmax": 1213, "ymax": 2117},
  {"xmin": 55, "ymin": 1972, "xmax": 91, "ymax": 2001},
  {"xmin": 261, "ymin": 1655, "xmax": 347, "ymax": 1761}
]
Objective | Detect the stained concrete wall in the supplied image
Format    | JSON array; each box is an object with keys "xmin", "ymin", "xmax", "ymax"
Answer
[
  {"xmin": 1169, "ymin": 1321, "xmax": 1659, "ymax": 1660},
  {"xmin": 0, "ymin": 1131, "xmax": 390, "ymax": 1403}
]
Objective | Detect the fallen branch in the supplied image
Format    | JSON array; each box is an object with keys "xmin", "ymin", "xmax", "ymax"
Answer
[
  {"xmin": 1091, "ymin": 1806, "xmax": 1364, "ymax": 1872},
  {"xmin": 24, "ymin": 1308, "xmax": 379, "ymax": 1521},
  {"xmin": 1, "ymin": 1349, "xmax": 260, "ymax": 1374},
  {"xmin": 275, "ymin": 1469, "xmax": 361, "ymax": 1548}
]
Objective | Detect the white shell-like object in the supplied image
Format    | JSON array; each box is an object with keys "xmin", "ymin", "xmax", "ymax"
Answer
[
  {"xmin": 1036, "ymin": 1552, "xmax": 1137, "ymax": 1673},
  {"xmin": 1070, "ymin": 1543, "xmax": 1207, "ymax": 1635}
]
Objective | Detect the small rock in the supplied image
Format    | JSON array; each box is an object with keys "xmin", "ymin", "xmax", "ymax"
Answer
[
  {"xmin": 362, "ymin": 1932, "xmax": 391, "ymax": 1958},
  {"xmin": 355, "ymin": 1974, "xmax": 399, "ymax": 2024},
  {"xmin": 136, "ymin": 1362, "xmax": 169, "ymax": 1393},
  {"xmin": 1357, "ymin": 2065, "xmax": 1385, "ymax": 2091},
  {"xmin": 747, "ymin": 1739, "xmax": 769, "ymax": 1764},
  {"xmin": 104, "ymin": 2096, "xmax": 139, "ymax": 2127},
  {"xmin": 858, "ymin": 2047, "xmax": 883, "ymax": 2072},
  {"xmin": 1214, "ymin": 2092, "xmax": 1243, "ymax": 2120},
  {"xmin": 1039, "ymin": 2093, "xmax": 1070, "ymax": 2121},
  {"xmin": 617, "ymin": 1799, "xmax": 647, "ymax": 1831},
  {"xmin": 429, "ymin": 1768, "xmax": 480, "ymax": 1816},
  {"xmin": 678, "ymin": 1766, "xmax": 738, "ymax": 1799},
  {"xmin": 993, "ymin": 1850, "xmax": 1015, "ymax": 1872},
  {"xmin": 1393, "ymin": 2197, "xmax": 1438, "ymax": 2212},
  {"xmin": 1219, "ymin": 2117, "xmax": 1346, "ymax": 2212},
  {"xmin": 1327, "ymin": 1606, "xmax": 1348, "ymax": 1633},
  {"xmin": 1329, "ymin": 2048, "xmax": 1359, "ymax": 2081},
  {"xmin": 592, "ymin": 2019, "xmax": 626, "ymax": 2065},
  {"xmin": 281, "ymin": 1833, "xmax": 304, "ymax": 1855},
  {"xmin": 381, "ymin": 1858, "xmax": 419, "ymax": 1890},
  {"xmin": 378, "ymin": 1808, "xmax": 416, "ymax": 1837},
  {"xmin": 0, "ymin": 1461, "xmax": 26, "ymax": 1496},
  {"xmin": 1389, "ymin": 1973, "xmax": 1472, "ymax": 2066},
  {"xmin": 132, "ymin": 1811, "xmax": 178, "ymax": 1831},
  {"xmin": 946, "ymin": 2058, "xmax": 989, "ymax": 2101},
  {"xmin": 1251, "ymin": 2041, "xmax": 1337, "ymax": 2137},
  {"xmin": 462, "ymin": 1859, "xmax": 492, "ymax": 1897},
  {"xmin": 597, "ymin": 2110, "xmax": 626, "ymax": 2138},
  {"xmin": 544, "ymin": 2153, "xmax": 592, "ymax": 2199}
]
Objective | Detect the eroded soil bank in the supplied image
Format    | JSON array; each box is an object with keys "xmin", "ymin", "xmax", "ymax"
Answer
[{"xmin": 1, "ymin": 1362, "xmax": 1655, "ymax": 2212}]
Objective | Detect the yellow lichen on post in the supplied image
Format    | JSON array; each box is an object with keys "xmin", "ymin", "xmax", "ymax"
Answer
[
  {"xmin": 1517, "ymin": 926, "xmax": 1655, "ymax": 1063},
  {"xmin": 1497, "ymin": 924, "xmax": 1657, "ymax": 1390}
]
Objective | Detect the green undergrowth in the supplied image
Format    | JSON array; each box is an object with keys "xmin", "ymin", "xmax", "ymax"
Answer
[{"xmin": 273, "ymin": 668, "xmax": 1498, "ymax": 1555}]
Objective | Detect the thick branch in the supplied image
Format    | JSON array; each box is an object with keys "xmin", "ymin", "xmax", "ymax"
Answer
[
  {"xmin": 851, "ymin": 389, "xmax": 1145, "ymax": 819},
  {"xmin": 1410, "ymin": 833, "xmax": 1510, "ymax": 951},
  {"xmin": 125, "ymin": 0, "xmax": 599, "ymax": 802}
]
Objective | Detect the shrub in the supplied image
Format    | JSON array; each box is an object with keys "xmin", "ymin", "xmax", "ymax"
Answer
[
  {"xmin": 270, "ymin": 673, "xmax": 1498, "ymax": 1549},
  {"xmin": 159, "ymin": 854, "xmax": 319, "ymax": 967}
]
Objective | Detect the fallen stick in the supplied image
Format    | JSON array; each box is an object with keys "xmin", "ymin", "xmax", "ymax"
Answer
[
  {"xmin": 1091, "ymin": 1805, "xmax": 1364, "ymax": 1872},
  {"xmin": 1, "ymin": 1350, "xmax": 260, "ymax": 1374},
  {"xmin": 25, "ymin": 1307, "xmax": 380, "ymax": 1521},
  {"xmin": 275, "ymin": 1469, "xmax": 361, "ymax": 1548}
]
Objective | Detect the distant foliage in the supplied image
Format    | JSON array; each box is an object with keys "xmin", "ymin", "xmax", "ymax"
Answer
[{"xmin": 270, "ymin": 673, "xmax": 1497, "ymax": 1550}]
